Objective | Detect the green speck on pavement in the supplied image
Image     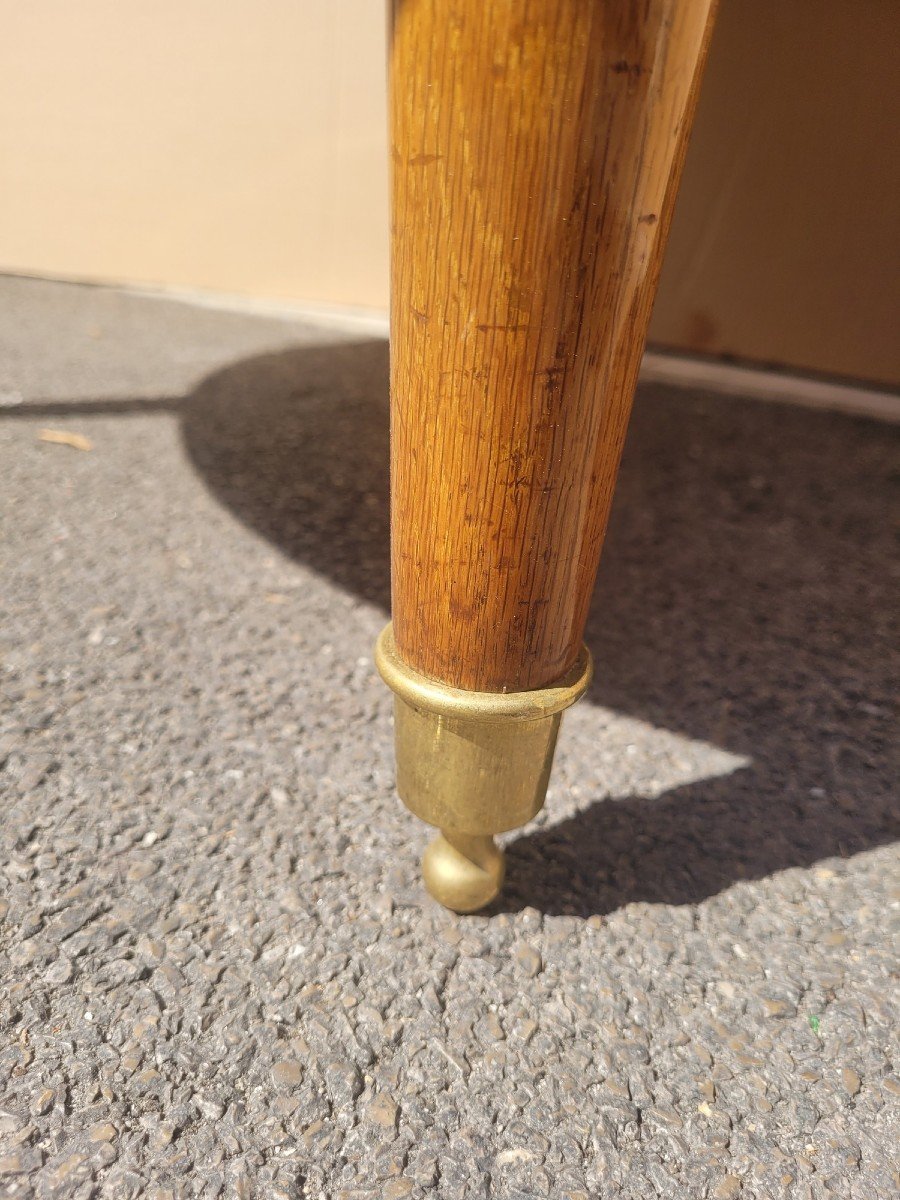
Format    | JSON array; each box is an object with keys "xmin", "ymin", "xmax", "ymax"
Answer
[{"xmin": 808, "ymin": 1015, "xmax": 821, "ymax": 1034}]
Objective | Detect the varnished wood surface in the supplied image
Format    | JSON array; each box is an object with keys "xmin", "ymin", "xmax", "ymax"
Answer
[{"xmin": 390, "ymin": 0, "xmax": 716, "ymax": 691}]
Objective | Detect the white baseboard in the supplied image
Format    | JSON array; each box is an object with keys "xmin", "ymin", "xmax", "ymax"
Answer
[
  {"xmin": 29, "ymin": 275, "xmax": 898, "ymax": 423},
  {"xmin": 640, "ymin": 350, "xmax": 899, "ymax": 424},
  {"xmin": 257, "ymin": 298, "xmax": 899, "ymax": 424},
  {"xmin": 134, "ymin": 281, "xmax": 394, "ymax": 337}
]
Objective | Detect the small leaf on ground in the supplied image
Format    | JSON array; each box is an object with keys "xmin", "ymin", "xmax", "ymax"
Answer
[{"xmin": 38, "ymin": 429, "xmax": 93, "ymax": 451}]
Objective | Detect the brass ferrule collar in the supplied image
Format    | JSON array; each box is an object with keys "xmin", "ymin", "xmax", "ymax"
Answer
[
  {"xmin": 375, "ymin": 623, "xmax": 592, "ymax": 839},
  {"xmin": 374, "ymin": 625, "xmax": 592, "ymax": 723}
]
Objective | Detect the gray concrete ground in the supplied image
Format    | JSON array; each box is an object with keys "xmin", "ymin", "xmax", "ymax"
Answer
[{"xmin": 0, "ymin": 275, "xmax": 897, "ymax": 1200}]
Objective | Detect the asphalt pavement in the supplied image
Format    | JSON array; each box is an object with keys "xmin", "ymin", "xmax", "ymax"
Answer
[{"xmin": 1, "ymin": 275, "xmax": 897, "ymax": 1199}]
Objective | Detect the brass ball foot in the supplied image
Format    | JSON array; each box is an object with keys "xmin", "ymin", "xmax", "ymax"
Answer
[
  {"xmin": 375, "ymin": 625, "xmax": 592, "ymax": 913},
  {"xmin": 422, "ymin": 831, "xmax": 505, "ymax": 913}
]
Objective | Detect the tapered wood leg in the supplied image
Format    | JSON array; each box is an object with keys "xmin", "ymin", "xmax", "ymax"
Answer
[{"xmin": 379, "ymin": 0, "xmax": 717, "ymax": 910}]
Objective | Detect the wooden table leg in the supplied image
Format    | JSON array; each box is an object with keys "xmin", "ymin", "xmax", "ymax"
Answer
[{"xmin": 378, "ymin": 0, "xmax": 717, "ymax": 911}]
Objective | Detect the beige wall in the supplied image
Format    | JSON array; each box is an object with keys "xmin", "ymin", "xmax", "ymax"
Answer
[
  {"xmin": 0, "ymin": 1, "xmax": 390, "ymax": 309},
  {"xmin": 1, "ymin": 1, "xmax": 897, "ymax": 384},
  {"xmin": 649, "ymin": 0, "xmax": 900, "ymax": 386}
]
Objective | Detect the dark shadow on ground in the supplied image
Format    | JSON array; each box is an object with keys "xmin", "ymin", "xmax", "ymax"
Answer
[
  {"xmin": 183, "ymin": 340, "xmax": 393, "ymax": 611},
  {"xmin": 9, "ymin": 339, "xmax": 898, "ymax": 916}
]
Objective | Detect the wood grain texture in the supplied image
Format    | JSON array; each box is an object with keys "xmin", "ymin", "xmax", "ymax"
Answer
[{"xmin": 390, "ymin": 0, "xmax": 716, "ymax": 691}]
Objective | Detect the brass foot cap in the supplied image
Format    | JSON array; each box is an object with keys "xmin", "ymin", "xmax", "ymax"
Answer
[{"xmin": 422, "ymin": 833, "xmax": 505, "ymax": 913}]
